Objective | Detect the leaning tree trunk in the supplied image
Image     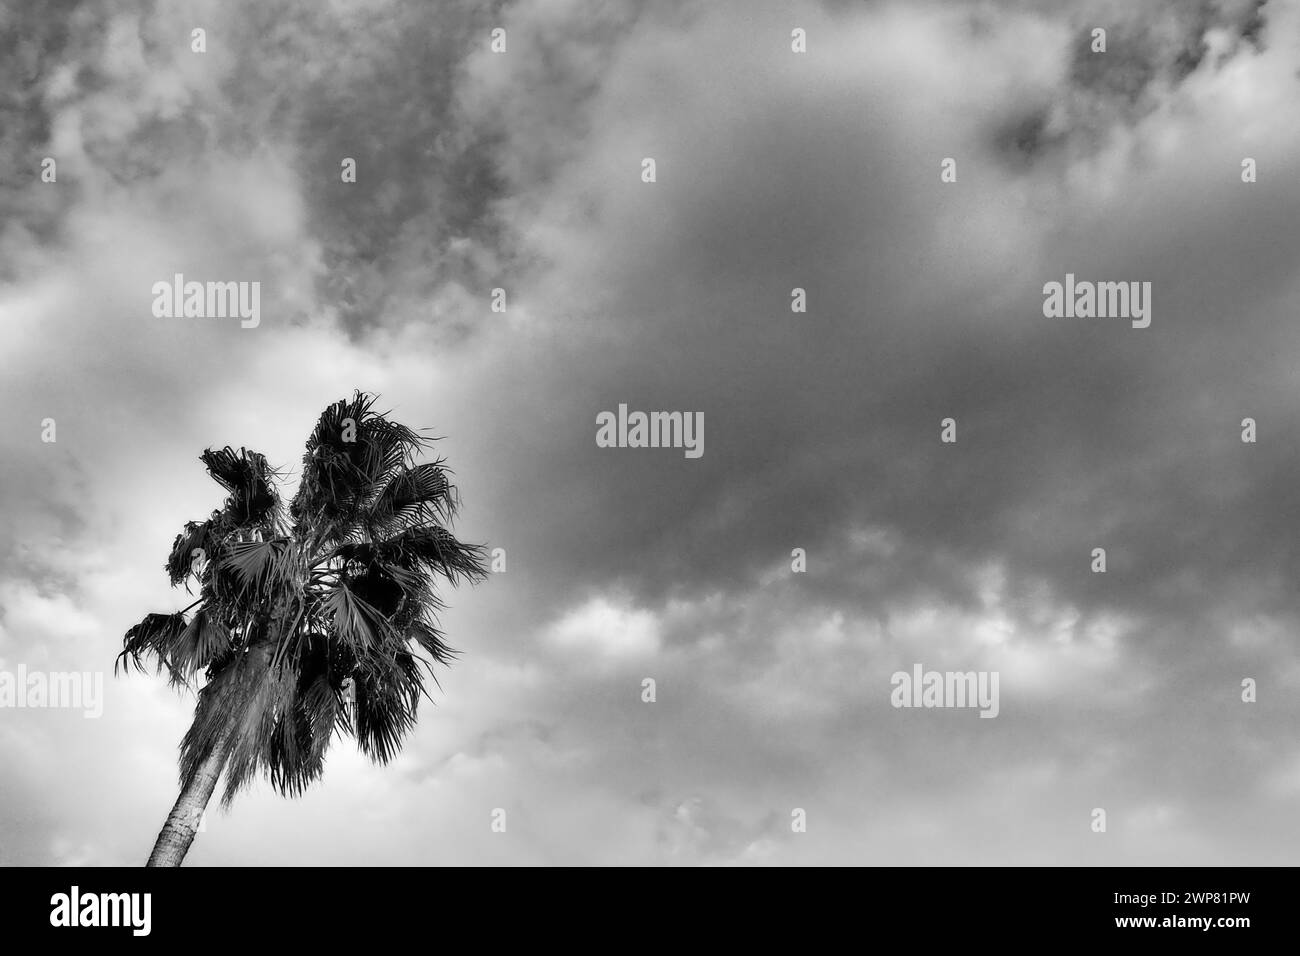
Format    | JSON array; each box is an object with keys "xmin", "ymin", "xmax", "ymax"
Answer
[{"xmin": 146, "ymin": 735, "xmax": 230, "ymax": 867}]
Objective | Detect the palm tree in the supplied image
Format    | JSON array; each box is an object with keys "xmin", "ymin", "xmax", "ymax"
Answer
[{"xmin": 118, "ymin": 392, "xmax": 487, "ymax": 866}]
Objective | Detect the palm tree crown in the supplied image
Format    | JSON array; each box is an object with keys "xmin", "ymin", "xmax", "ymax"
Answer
[{"xmin": 119, "ymin": 392, "xmax": 487, "ymax": 809}]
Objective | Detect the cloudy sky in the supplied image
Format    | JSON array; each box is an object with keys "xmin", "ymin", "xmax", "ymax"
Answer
[{"xmin": 2, "ymin": 0, "xmax": 1299, "ymax": 866}]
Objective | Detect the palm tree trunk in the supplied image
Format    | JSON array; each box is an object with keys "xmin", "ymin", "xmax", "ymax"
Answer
[{"xmin": 145, "ymin": 736, "xmax": 229, "ymax": 867}]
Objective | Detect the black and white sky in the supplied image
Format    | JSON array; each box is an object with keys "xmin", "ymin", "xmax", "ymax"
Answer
[{"xmin": 2, "ymin": 0, "xmax": 1299, "ymax": 865}]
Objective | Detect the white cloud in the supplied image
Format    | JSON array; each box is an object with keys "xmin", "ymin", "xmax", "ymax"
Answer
[{"xmin": 546, "ymin": 593, "xmax": 661, "ymax": 662}]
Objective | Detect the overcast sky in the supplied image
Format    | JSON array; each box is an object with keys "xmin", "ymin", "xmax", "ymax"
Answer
[{"xmin": 2, "ymin": 0, "xmax": 1299, "ymax": 865}]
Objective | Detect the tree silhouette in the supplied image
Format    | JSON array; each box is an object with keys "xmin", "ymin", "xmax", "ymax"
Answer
[{"xmin": 119, "ymin": 392, "xmax": 487, "ymax": 866}]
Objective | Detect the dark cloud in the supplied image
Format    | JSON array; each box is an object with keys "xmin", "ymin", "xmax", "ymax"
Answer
[{"xmin": 462, "ymin": 0, "xmax": 1298, "ymax": 636}]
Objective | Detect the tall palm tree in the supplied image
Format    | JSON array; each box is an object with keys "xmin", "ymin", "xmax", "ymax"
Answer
[{"xmin": 118, "ymin": 392, "xmax": 487, "ymax": 866}]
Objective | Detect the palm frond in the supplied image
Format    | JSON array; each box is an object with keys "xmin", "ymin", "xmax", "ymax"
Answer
[
  {"xmin": 386, "ymin": 526, "xmax": 489, "ymax": 585},
  {"xmin": 165, "ymin": 513, "xmax": 225, "ymax": 587},
  {"xmin": 219, "ymin": 538, "xmax": 298, "ymax": 601},
  {"xmin": 406, "ymin": 618, "xmax": 456, "ymax": 668},
  {"xmin": 200, "ymin": 446, "xmax": 282, "ymax": 527},
  {"xmin": 117, "ymin": 612, "xmax": 189, "ymax": 685},
  {"xmin": 289, "ymin": 392, "xmax": 428, "ymax": 541},
  {"xmin": 324, "ymin": 584, "xmax": 393, "ymax": 660},
  {"xmin": 346, "ymin": 650, "xmax": 422, "ymax": 763},
  {"xmin": 364, "ymin": 461, "xmax": 454, "ymax": 534},
  {"xmin": 170, "ymin": 608, "xmax": 231, "ymax": 681}
]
